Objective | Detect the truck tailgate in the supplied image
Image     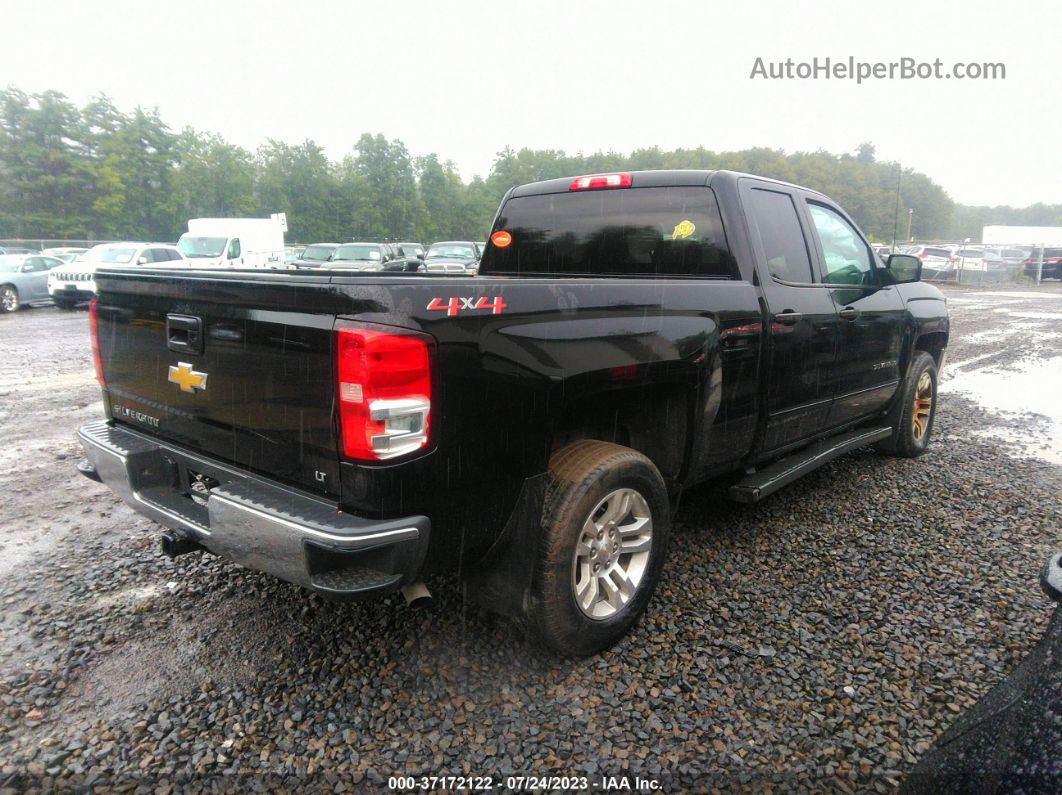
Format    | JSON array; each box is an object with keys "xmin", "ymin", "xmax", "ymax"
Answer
[{"xmin": 94, "ymin": 268, "xmax": 345, "ymax": 496}]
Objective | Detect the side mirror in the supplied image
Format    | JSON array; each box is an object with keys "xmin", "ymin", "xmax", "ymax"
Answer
[
  {"xmin": 886, "ymin": 254, "xmax": 921, "ymax": 283},
  {"xmin": 137, "ymin": 256, "xmax": 148, "ymax": 265},
  {"xmin": 417, "ymin": 252, "xmax": 425, "ymax": 260}
]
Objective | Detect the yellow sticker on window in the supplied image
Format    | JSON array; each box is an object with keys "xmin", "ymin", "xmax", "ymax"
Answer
[{"xmin": 672, "ymin": 219, "xmax": 696, "ymax": 239}]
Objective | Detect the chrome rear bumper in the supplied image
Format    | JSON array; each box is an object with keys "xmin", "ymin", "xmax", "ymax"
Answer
[{"xmin": 77, "ymin": 420, "xmax": 430, "ymax": 598}]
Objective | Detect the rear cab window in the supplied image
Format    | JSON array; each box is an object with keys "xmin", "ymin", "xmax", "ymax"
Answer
[{"xmin": 480, "ymin": 186, "xmax": 735, "ymax": 278}]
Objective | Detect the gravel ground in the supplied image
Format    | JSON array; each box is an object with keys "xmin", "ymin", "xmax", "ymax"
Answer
[{"xmin": 0, "ymin": 284, "xmax": 1059, "ymax": 792}]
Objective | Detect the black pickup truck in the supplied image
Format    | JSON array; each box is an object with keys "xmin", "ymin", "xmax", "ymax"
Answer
[{"xmin": 79, "ymin": 170, "xmax": 949, "ymax": 654}]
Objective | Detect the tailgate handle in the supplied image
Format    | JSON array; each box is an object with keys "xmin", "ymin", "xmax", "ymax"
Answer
[{"xmin": 167, "ymin": 314, "xmax": 203, "ymax": 355}]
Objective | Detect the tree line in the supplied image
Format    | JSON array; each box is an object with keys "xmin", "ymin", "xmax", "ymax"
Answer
[{"xmin": 1, "ymin": 88, "xmax": 1058, "ymax": 245}]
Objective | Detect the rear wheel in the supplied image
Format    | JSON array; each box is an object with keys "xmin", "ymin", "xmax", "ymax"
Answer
[
  {"xmin": 876, "ymin": 351, "xmax": 938, "ymax": 458},
  {"xmin": 0, "ymin": 286, "xmax": 19, "ymax": 313},
  {"xmin": 529, "ymin": 440, "xmax": 670, "ymax": 655}
]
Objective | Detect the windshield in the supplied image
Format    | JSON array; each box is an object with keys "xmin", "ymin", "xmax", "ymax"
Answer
[
  {"xmin": 333, "ymin": 244, "xmax": 381, "ymax": 261},
  {"xmin": 957, "ymin": 249, "xmax": 982, "ymax": 258},
  {"xmin": 426, "ymin": 243, "xmax": 476, "ymax": 259},
  {"xmin": 178, "ymin": 236, "xmax": 228, "ymax": 258},
  {"xmin": 0, "ymin": 256, "xmax": 23, "ymax": 272},
  {"xmin": 83, "ymin": 246, "xmax": 138, "ymax": 264},
  {"xmin": 301, "ymin": 245, "xmax": 335, "ymax": 261},
  {"xmin": 924, "ymin": 248, "xmax": 953, "ymax": 258}
]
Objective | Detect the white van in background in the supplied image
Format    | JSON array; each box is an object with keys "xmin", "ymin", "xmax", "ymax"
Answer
[{"xmin": 177, "ymin": 216, "xmax": 287, "ymax": 269}]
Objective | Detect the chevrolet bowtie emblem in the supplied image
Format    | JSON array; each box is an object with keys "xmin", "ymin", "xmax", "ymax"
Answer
[{"xmin": 168, "ymin": 362, "xmax": 208, "ymax": 393}]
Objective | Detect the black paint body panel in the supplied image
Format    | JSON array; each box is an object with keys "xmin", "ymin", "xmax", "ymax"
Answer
[{"xmin": 92, "ymin": 170, "xmax": 949, "ymax": 576}]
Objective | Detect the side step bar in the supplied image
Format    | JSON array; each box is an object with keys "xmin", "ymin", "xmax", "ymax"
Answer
[{"xmin": 729, "ymin": 427, "xmax": 892, "ymax": 504}]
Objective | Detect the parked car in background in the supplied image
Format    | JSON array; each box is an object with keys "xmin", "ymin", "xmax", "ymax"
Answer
[
  {"xmin": 319, "ymin": 242, "xmax": 397, "ymax": 271},
  {"xmin": 422, "ymin": 240, "xmax": 481, "ymax": 273},
  {"xmin": 0, "ymin": 245, "xmax": 40, "ymax": 255},
  {"xmin": 901, "ymin": 245, "xmax": 960, "ymax": 280},
  {"xmin": 985, "ymin": 246, "xmax": 1032, "ymax": 270},
  {"xmin": 0, "ymin": 254, "xmax": 64, "ymax": 312},
  {"xmin": 954, "ymin": 246, "xmax": 1005, "ymax": 272},
  {"xmin": 177, "ymin": 217, "xmax": 286, "ymax": 269},
  {"xmin": 48, "ymin": 242, "xmax": 189, "ymax": 309},
  {"xmin": 381, "ymin": 258, "xmax": 425, "ymax": 273},
  {"xmin": 1024, "ymin": 248, "xmax": 1062, "ymax": 280},
  {"xmin": 42, "ymin": 246, "xmax": 89, "ymax": 263},
  {"xmin": 283, "ymin": 246, "xmax": 305, "ymax": 266},
  {"xmin": 293, "ymin": 243, "xmax": 340, "ymax": 269},
  {"xmin": 871, "ymin": 244, "xmax": 894, "ymax": 263},
  {"xmin": 394, "ymin": 242, "xmax": 425, "ymax": 259}
]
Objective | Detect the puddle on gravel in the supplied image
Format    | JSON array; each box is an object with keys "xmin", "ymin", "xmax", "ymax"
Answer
[{"xmin": 941, "ymin": 356, "xmax": 1062, "ymax": 464}]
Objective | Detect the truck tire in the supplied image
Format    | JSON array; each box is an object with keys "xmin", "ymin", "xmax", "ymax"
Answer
[
  {"xmin": 876, "ymin": 351, "xmax": 938, "ymax": 458},
  {"xmin": 529, "ymin": 440, "xmax": 670, "ymax": 655},
  {"xmin": 1, "ymin": 286, "xmax": 19, "ymax": 313}
]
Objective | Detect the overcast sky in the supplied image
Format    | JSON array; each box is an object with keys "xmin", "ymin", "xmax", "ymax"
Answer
[{"xmin": 7, "ymin": 0, "xmax": 1059, "ymax": 207}]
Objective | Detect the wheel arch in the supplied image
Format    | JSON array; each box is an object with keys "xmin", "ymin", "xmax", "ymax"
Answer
[
  {"xmin": 548, "ymin": 382, "xmax": 691, "ymax": 488},
  {"xmin": 914, "ymin": 330, "xmax": 948, "ymax": 368}
]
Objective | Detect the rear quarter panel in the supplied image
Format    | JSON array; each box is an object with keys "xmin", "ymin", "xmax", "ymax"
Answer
[{"xmin": 329, "ymin": 275, "xmax": 762, "ymax": 571}]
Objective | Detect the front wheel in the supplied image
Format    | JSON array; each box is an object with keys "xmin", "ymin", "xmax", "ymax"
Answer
[
  {"xmin": 876, "ymin": 351, "xmax": 938, "ymax": 458},
  {"xmin": 0, "ymin": 286, "xmax": 19, "ymax": 313},
  {"xmin": 529, "ymin": 440, "xmax": 670, "ymax": 655}
]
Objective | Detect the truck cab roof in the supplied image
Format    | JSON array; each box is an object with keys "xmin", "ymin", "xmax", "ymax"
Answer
[{"xmin": 510, "ymin": 169, "xmax": 827, "ymax": 200}]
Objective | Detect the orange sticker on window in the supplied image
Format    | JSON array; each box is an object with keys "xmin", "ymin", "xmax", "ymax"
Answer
[{"xmin": 491, "ymin": 230, "xmax": 512, "ymax": 248}]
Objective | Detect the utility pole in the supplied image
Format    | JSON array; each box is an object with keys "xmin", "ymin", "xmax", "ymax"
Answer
[
  {"xmin": 891, "ymin": 165, "xmax": 902, "ymax": 251},
  {"xmin": 905, "ymin": 208, "xmax": 913, "ymax": 242}
]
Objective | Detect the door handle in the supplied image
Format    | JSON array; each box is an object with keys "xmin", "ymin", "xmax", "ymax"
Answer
[
  {"xmin": 838, "ymin": 307, "xmax": 859, "ymax": 320},
  {"xmin": 772, "ymin": 311, "xmax": 802, "ymax": 326},
  {"xmin": 167, "ymin": 313, "xmax": 204, "ymax": 355}
]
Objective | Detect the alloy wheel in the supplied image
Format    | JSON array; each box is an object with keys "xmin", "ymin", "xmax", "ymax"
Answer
[
  {"xmin": 912, "ymin": 371, "xmax": 934, "ymax": 440},
  {"xmin": 570, "ymin": 487, "xmax": 653, "ymax": 620}
]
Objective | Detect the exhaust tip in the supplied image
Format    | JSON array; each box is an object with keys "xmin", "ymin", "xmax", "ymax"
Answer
[
  {"xmin": 76, "ymin": 458, "xmax": 102, "ymax": 483},
  {"xmin": 160, "ymin": 529, "xmax": 203, "ymax": 559},
  {"xmin": 401, "ymin": 581, "xmax": 432, "ymax": 608}
]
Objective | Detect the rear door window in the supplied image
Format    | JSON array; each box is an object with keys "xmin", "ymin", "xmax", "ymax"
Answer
[
  {"xmin": 746, "ymin": 188, "xmax": 814, "ymax": 283},
  {"xmin": 482, "ymin": 186, "xmax": 734, "ymax": 278}
]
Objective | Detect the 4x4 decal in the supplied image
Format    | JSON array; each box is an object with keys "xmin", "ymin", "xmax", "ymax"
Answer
[{"xmin": 427, "ymin": 296, "xmax": 508, "ymax": 316}]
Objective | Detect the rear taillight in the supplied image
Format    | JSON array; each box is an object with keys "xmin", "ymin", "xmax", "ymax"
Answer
[
  {"xmin": 336, "ymin": 326, "xmax": 433, "ymax": 461},
  {"xmin": 89, "ymin": 298, "xmax": 104, "ymax": 386},
  {"xmin": 917, "ymin": 252, "xmax": 927, "ymax": 260},
  {"xmin": 569, "ymin": 172, "xmax": 632, "ymax": 191}
]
